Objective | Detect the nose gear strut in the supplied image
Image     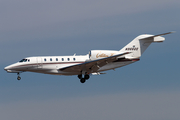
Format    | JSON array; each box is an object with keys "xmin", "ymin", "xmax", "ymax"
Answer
[{"xmin": 17, "ymin": 73, "xmax": 21, "ymax": 80}]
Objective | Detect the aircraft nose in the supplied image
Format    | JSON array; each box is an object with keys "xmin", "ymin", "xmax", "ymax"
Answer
[
  {"xmin": 4, "ymin": 66, "xmax": 9, "ymax": 71},
  {"xmin": 4, "ymin": 64, "xmax": 21, "ymax": 73},
  {"xmin": 4, "ymin": 65, "xmax": 14, "ymax": 71}
]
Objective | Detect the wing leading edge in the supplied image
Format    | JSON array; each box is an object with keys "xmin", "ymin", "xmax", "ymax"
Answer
[{"xmin": 59, "ymin": 52, "xmax": 130, "ymax": 73}]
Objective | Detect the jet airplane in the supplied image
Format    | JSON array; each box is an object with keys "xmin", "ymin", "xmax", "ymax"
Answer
[{"xmin": 4, "ymin": 32, "xmax": 173, "ymax": 83}]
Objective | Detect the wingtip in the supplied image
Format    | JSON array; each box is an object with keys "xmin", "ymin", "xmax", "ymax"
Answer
[{"xmin": 170, "ymin": 31, "xmax": 176, "ymax": 34}]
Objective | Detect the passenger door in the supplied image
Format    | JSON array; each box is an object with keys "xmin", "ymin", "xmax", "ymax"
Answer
[{"xmin": 37, "ymin": 57, "xmax": 42, "ymax": 69}]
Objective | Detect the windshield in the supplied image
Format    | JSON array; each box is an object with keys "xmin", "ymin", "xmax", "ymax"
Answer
[
  {"xmin": 19, "ymin": 59, "xmax": 25, "ymax": 62},
  {"xmin": 19, "ymin": 59, "xmax": 30, "ymax": 62}
]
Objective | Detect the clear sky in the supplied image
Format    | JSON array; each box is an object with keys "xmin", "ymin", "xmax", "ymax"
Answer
[{"xmin": 0, "ymin": 0, "xmax": 180, "ymax": 120}]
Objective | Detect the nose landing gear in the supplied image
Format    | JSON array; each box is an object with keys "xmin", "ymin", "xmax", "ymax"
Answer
[{"xmin": 17, "ymin": 73, "xmax": 21, "ymax": 80}]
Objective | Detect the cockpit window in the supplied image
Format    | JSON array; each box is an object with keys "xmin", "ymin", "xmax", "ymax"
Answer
[
  {"xmin": 19, "ymin": 59, "xmax": 25, "ymax": 62},
  {"xmin": 19, "ymin": 59, "xmax": 29, "ymax": 62}
]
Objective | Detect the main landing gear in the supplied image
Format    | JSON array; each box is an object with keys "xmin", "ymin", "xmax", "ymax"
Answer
[
  {"xmin": 17, "ymin": 73, "xmax": 21, "ymax": 80},
  {"xmin": 78, "ymin": 74, "xmax": 90, "ymax": 83}
]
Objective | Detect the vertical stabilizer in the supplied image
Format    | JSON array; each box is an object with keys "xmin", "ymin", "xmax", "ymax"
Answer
[{"xmin": 119, "ymin": 32, "xmax": 173, "ymax": 58}]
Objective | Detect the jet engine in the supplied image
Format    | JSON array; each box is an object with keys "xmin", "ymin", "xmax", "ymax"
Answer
[{"xmin": 89, "ymin": 50, "xmax": 119, "ymax": 60}]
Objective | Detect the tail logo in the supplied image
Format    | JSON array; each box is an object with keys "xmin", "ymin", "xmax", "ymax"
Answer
[{"xmin": 125, "ymin": 46, "xmax": 138, "ymax": 51}]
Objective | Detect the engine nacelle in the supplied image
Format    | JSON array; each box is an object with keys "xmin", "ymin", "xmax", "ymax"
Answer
[{"xmin": 89, "ymin": 50, "xmax": 119, "ymax": 60}]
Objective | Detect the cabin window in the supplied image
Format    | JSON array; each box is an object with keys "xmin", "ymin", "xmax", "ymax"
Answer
[
  {"xmin": 28, "ymin": 59, "xmax": 30, "ymax": 62},
  {"xmin": 50, "ymin": 58, "xmax": 52, "ymax": 61},
  {"xmin": 62, "ymin": 58, "xmax": 64, "ymax": 61},
  {"xmin": 56, "ymin": 58, "xmax": 58, "ymax": 61},
  {"xmin": 44, "ymin": 58, "xmax": 46, "ymax": 61},
  {"xmin": 67, "ymin": 58, "xmax": 70, "ymax": 61},
  {"xmin": 73, "ymin": 58, "xmax": 76, "ymax": 61}
]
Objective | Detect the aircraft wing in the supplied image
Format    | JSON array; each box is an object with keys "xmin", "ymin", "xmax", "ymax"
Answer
[{"xmin": 59, "ymin": 52, "xmax": 130, "ymax": 73}]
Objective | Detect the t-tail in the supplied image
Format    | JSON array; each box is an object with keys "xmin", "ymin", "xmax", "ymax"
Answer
[{"xmin": 119, "ymin": 32, "xmax": 174, "ymax": 59}]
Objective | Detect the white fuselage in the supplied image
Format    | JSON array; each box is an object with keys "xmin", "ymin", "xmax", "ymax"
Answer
[{"xmin": 4, "ymin": 54, "xmax": 136, "ymax": 76}]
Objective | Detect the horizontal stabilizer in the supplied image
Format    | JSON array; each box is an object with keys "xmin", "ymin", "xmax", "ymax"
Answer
[{"xmin": 140, "ymin": 31, "xmax": 174, "ymax": 42}]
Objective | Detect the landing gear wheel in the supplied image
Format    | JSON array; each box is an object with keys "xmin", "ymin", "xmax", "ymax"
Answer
[
  {"xmin": 80, "ymin": 78, "xmax": 86, "ymax": 83},
  {"xmin": 78, "ymin": 74, "xmax": 82, "ymax": 79},
  {"xmin": 17, "ymin": 76, "xmax": 21, "ymax": 80},
  {"xmin": 84, "ymin": 74, "xmax": 90, "ymax": 80}
]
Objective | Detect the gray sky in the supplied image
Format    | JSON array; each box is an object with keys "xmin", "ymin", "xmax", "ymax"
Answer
[{"xmin": 1, "ymin": 0, "xmax": 180, "ymax": 120}]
